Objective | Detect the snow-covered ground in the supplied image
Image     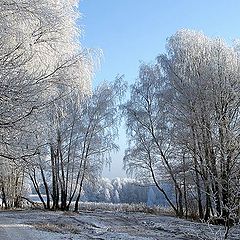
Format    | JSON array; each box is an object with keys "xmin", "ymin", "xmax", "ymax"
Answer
[{"xmin": 0, "ymin": 209, "xmax": 239, "ymax": 240}]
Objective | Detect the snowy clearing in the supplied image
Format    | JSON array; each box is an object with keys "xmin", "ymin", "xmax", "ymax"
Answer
[{"xmin": 0, "ymin": 210, "xmax": 239, "ymax": 240}]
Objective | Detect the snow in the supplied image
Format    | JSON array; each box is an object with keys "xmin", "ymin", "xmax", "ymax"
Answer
[{"xmin": 0, "ymin": 210, "xmax": 239, "ymax": 240}]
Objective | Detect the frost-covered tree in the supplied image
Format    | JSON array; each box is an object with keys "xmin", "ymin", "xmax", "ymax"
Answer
[
  {"xmin": 113, "ymin": 189, "xmax": 120, "ymax": 203},
  {"xmin": 124, "ymin": 29, "xmax": 240, "ymax": 230},
  {"xmin": 0, "ymin": 0, "xmax": 94, "ymax": 208},
  {"xmin": 0, "ymin": 0, "xmax": 93, "ymax": 156},
  {"xmin": 73, "ymin": 78, "xmax": 126, "ymax": 211},
  {"xmin": 123, "ymin": 63, "xmax": 184, "ymax": 216},
  {"xmin": 28, "ymin": 78, "xmax": 126, "ymax": 211},
  {"xmin": 79, "ymin": 177, "xmax": 149, "ymax": 205},
  {"xmin": 160, "ymin": 30, "xmax": 240, "ymax": 225}
]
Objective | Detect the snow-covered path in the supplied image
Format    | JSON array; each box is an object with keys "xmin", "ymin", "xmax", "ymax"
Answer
[
  {"xmin": 0, "ymin": 210, "xmax": 239, "ymax": 240},
  {"xmin": 0, "ymin": 213, "xmax": 38, "ymax": 240},
  {"xmin": 0, "ymin": 225, "xmax": 8, "ymax": 239}
]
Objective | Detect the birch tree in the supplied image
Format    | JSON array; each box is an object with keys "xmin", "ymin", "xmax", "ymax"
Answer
[
  {"xmin": 160, "ymin": 30, "xmax": 240, "ymax": 225},
  {"xmin": 123, "ymin": 64, "xmax": 184, "ymax": 217},
  {"xmin": 28, "ymin": 77, "xmax": 126, "ymax": 211}
]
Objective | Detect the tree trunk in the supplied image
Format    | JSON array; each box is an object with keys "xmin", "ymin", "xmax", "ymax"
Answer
[
  {"xmin": 74, "ymin": 173, "xmax": 85, "ymax": 212},
  {"xmin": 204, "ymin": 185, "xmax": 211, "ymax": 221},
  {"xmin": 1, "ymin": 185, "xmax": 7, "ymax": 209},
  {"xmin": 40, "ymin": 165, "xmax": 51, "ymax": 209}
]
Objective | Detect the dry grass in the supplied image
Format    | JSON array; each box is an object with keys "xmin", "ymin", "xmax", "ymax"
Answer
[
  {"xmin": 34, "ymin": 222, "xmax": 81, "ymax": 234},
  {"xmin": 77, "ymin": 201, "xmax": 174, "ymax": 216}
]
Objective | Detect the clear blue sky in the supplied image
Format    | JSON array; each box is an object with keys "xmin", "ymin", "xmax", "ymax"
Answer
[{"xmin": 78, "ymin": 0, "xmax": 240, "ymax": 178}]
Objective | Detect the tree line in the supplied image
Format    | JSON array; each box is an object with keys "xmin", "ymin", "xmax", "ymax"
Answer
[{"xmin": 123, "ymin": 30, "xmax": 240, "ymax": 231}]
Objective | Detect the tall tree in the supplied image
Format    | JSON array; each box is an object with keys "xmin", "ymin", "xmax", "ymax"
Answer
[
  {"xmin": 160, "ymin": 30, "xmax": 240, "ymax": 224},
  {"xmin": 123, "ymin": 64, "xmax": 184, "ymax": 216},
  {"xmin": 28, "ymin": 78, "xmax": 126, "ymax": 211}
]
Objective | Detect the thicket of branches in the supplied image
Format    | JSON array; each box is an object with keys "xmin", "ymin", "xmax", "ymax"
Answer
[{"xmin": 123, "ymin": 30, "xmax": 240, "ymax": 232}]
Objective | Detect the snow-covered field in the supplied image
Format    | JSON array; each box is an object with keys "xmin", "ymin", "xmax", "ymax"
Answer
[{"xmin": 0, "ymin": 209, "xmax": 239, "ymax": 240}]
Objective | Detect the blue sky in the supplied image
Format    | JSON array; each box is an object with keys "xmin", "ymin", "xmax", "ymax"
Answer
[{"xmin": 79, "ymin": 0, "xmax": 240, "ymax": 178}]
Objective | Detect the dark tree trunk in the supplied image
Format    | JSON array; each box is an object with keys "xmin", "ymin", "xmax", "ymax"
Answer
[
  {"xmin": 74, "ymin": 172, "xmax": 85, "ymax": 212},
  {"xmin": 1, "ymin": 185, "xmax": 7, "ymax": 209},
  {"xmin": 204, "ymin": 186, "xmax": 211, "ymax": 221},
  {"xmin": 29, "ymin": 173, "xmax": 47, "ymax": 209},
  {"xmin": 40, "ymin": 165, "xmax": 51, "ymax": 209}
]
